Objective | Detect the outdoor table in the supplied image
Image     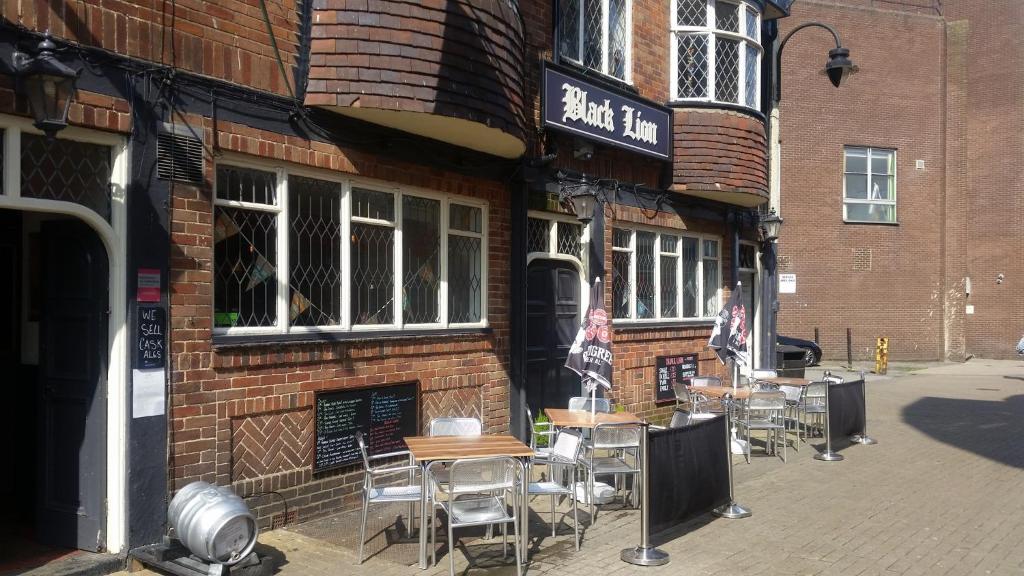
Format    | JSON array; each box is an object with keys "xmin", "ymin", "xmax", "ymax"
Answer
[
  {"xmin": 756, "ymin": 377, "xmax": 814, "ymax": 387},
  {"xmin": 688, "ymin": 386, "xmax": 753, "ymax": 400},
  {"xmin": 544, "ymin": 408, "xmax": 642, "ymax": 428},
  {"xmin": 404, "ymin": 434, "xmax": 534, "ymax": 570}
]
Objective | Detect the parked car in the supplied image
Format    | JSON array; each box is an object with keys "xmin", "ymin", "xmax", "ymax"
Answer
[{"xmin": 777, "ymin": 335, "xmax": 822, "ymax": 367}]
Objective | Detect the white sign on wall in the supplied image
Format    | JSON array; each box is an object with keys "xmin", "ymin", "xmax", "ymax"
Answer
[{"xmin": 779, "ymin": 274, "xmax": 797, "ymax": 294}]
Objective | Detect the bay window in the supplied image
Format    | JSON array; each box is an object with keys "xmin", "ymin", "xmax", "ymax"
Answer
[
  {"xmin": 672, "ymin": 0, "xmax": 762, "ymax": 108},
  {"xmin": 612, "ymin": 227, "xmax": 720, "ymax": 322},
  {"xmin": 214, "ymin": 163, "xmax": 488, "ymax": 335}
]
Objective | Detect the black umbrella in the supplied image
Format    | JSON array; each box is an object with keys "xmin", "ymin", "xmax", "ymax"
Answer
[
  {"xmin": 708, "ymin": 281, "xmax": 750, "ymax": 369},
  {"xmin": 566, "ymin": 277, "xmax": 613, "ymax": 413}
]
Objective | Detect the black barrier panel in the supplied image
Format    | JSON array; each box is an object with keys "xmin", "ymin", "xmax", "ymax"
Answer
[
  {"xmin": 828, "ymin": 379, "xmax": 866, "ymax": 442},
  {"xmin": 647, "ymin": 415, "xmax": 731, "ymax": 535}
]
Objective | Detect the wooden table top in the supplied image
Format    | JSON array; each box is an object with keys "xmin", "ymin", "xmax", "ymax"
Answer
[
  {"xmin": 688, "ymin": 386, "xmax": 752, "ymax": 400},
  {"xmin": 757, "ymin": 377, "xmax": 815, "ymax": 386},
  {"xmin": 404, "ymin": 434, "xmax": 534, "ymax": 461},
  {"xmin": 544, "ymin": 408, "xmax": 643, "ymax": 428}
]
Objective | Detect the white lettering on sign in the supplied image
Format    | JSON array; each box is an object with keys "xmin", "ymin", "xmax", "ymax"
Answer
[
  {"xmin": 621, "ymin": 105, "xmax": 658, "ymax": 146},
  {"xmin": 561, "ymin": 83, "xmax": 615, "ymax": 132}
]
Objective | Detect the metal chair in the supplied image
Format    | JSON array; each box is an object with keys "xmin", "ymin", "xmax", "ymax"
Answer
[
  {"xmin": 568, "ymin": 396, "xmax": 612, "ymax": 413},
  {"xmin": 779, "ymin": 385, "xmax": 804, "ymax": 451},
  {"xmin": 428, "ymin": 417, "xmax": 483, "ymax": 437},
  {"xmin": 580, "ymin": 422, "xmax": 642, "ymax": 524},
  {"xmin": 524, "ymin": 406, "xmax": 554, "ymax": 464},
  {"xmin": 355, "ymin": 431, "xmax": 422, "ymax": 564},
  {"xmin": 797, "ymin": 375, "xmax": 841, "ymax": 444},
  {"xmin": 738, "ymin": 391, "xmax": 788, "ymax": 463},
  {"xmin": 687, "ymin": 376, "xmax": 725, "ymax": 413},
  {"xmin": 747, "ymin": 369, "xmax": 780, "ymax": 391},
  {"xmin": 430, "ymin": 456, "xmax": 523, "ymax": 576},
  {"xmin": 527, "ymin": 429, "xmax": 584, "ymax": 550}
]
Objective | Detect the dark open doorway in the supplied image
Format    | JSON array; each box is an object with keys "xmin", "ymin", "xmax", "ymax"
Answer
[
  {"xmin": 0, "ymin": 209, "xmax": 109, "ymax": 573},
  {"xmin": 525, "ymin": 259, "xmax": 582, "ymax": 419}
]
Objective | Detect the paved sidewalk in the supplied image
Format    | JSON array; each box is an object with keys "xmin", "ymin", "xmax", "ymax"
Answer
[{"xmin": 124, "ymin": 359, "xmax": 1024, "ymax": 576}]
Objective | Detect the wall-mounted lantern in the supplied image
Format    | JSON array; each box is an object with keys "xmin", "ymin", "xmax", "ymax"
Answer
[{"xmin": 13, "ymin": 33, "xmax": 79, "ymax": 141}]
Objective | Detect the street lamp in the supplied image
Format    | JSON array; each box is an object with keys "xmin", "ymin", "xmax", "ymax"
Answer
[
  {"xmin": 774, "ymin": 22, "xmax": 857, "ymax": 102},
  {"xmin": 12, "ymin": 32, "xmax": 79, "ymax": 141},
  {"xmin": 759, "ymin": 208, "xmax": 783, "ymax": 244}
]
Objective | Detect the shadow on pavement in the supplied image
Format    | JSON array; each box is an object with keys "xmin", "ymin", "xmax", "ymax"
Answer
[{"xmin": 902, "ymin": 394, "xmax": 1024, "ymax": 469}]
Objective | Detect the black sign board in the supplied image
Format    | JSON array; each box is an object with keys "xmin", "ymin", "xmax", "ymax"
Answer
[
  {"xmin": 655, "ymin": 353, "xmax": 699, "ymax": 403},
  {"xmin": 542, "ymin": 62, "xmax": 672, "ymax": 160},
  {"xmin": 314, "ymin": 382, "xmax": 419, "ymax": 472},
  {"xmin": 136, "ymin": 306, "xmax": 166, "ymax": 369}
]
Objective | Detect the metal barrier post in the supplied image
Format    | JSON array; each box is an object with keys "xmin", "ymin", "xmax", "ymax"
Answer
[
  {"xmin": 814, "ymin": 373, "xmax": 844, "ymax": 462},
  {"xmin": 621, "ymin": 423, "xmax": 670, "ymax": 566},
  {"xmin": 851, "ymin": 371, "xmax": 877, "ymax": 445},
  {"xmin": 712, "ymin": 395, "xmax": 751, "ymax": 519}
]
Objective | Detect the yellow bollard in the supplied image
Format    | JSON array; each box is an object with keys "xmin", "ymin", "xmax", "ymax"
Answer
[{"xmin": 875, "ymin": 337, "xmax": 889, "ymax": 375}]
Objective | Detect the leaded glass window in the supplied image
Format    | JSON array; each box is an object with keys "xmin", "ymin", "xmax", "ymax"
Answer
[
  {"xmin": 21, "ymin": 133, "xmax": 112, "ymax": 221},
  {"xmin": 214, "ymin": 164, "xmax": 488, "ymax": 335},
  {"xmin": 560, "ymin": 0, "xmax": 632, "ymax": 82},
  {"xmin": 672, "ymin": 0, "xmax": 761, "ymax": 108},
  {"xmin": 613, "ymin": 227, "xmax": 720, "ymax": 322}
]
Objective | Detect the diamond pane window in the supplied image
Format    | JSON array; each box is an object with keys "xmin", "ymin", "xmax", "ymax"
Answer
[
  {"xmin": 739, "ymin": 243, "xmax": 757, "ymax": 269},
  {"xmin": 216, "ymin": 165, "xmax": 276, "ymax": 205},
  {"xmin": 450, "ymin": 204, "xmax": 482, "ymax": 233},
  {"xmin": 703, "ymin": 239, "xmax": 720, "ymax": 317},
  {"xmin": 402, "ymin": 196, "xmax": 440, "ymax": 324},
  {"xmin": 715, "ymin": 38, "xmax": 740, "ymax": 104},
  {"xmin": 557, "ymin": 221, "xmax": 583, "ymax": 259},
  {"xmin": 21, "ymin": 133, "xmax": 112, "ymax": 221},
  {"xmin": 351, "ymin": 221, "xmax": 394, "ymax": 325},
  {"xmin": 353, "ymin": 188, "xmax": 394, "ymax": 221},
  {"xmin": 672, "ymin": 1, "xmax": 762, "ymax": 108},
  {"xmin": 289, "ymin": 176, "xmax": 342, "ymax": 326},
  {"xmin": 613, "ymin": 228, "xmax": 719, "ymax": 322},
  {"xmin": 677, "ymin": 0, "xmax": 706, "ymax": 26},
  {"xmin": 562, "ymin": 0, "xmax": 631, "ymax": 82},
  {"xmin": 682, "ymin": 237, "xmax": 699, "ymax": 317},
  {"xmin": 527, "ymin": 218, "xmax": 550, "ymax": 253},
  {"xmin": 448, "ymin": 235, "xmax": 482, "ymax": 323},
  {"xmin": 716, "ymin": 2, "xmax": 739, "ymax": 32},
  {"xmin": 214, "ymin": 207, "xmax": 278, "ymax": 328}
]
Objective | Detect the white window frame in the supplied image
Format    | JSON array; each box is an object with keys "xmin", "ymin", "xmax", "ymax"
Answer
[
  {"xmin": 843, "ymin": 146, "xmax": 897, "ymax": 223},
  {"xmin": 213, "ymin": 156, "xmax": 489, "ymax": 336},
  {"xmin": 669, "ymin": 0, "xmax": 762, "ymax": 109},
  {"xmin": 560, "ymin": 0, "xmax": 634, "ymax": 84},
  {"xmin": 612, "ymin": 225, "xmax": 721, "ymax": 323}
]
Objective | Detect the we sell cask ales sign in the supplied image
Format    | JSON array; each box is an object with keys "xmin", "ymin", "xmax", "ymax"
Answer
[{"xmin": 542, "ymin": 62, "xmax": 672, "ymax": 160}]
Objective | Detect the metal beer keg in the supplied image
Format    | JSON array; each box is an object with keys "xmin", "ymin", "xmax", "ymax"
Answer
[{"xmin": 168, "ymin": 481, "xmax": 258, "ymax": 565}]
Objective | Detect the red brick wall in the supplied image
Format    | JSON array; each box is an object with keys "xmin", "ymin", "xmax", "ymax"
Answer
[
  {"xmin": 2, "ymin": 0, "xmax": 302, "ymax": 96},
  {"xmin": 775, "ymin": 1, "xmax": 948, "ymax": 361},
  {"xmin": 167, "ymin": 114, "xmax": 511, "ymax": 526}
]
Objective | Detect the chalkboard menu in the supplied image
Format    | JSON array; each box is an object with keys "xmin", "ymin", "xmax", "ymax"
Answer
[
  {"xmin": 655, "ymin": 354, "xmax": 699, "ymax": 403},
  {"xmin": 314, "ymin": 382, "xmax": 419, "ymax": 472},
  {"xmin": 137, "ymin": 306, "xmax": 166, "ymax": 369}
]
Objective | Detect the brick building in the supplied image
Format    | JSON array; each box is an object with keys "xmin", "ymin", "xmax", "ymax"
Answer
[
  {"xmin": 0, "ymin": 0, "xmax": 798, "ymax": 566},
  {"xmin": 775, "ymin": 0, "xmax": 1024, "ymax": 361}
]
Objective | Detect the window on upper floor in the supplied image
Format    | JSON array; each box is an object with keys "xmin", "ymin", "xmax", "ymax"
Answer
[
  {"xmin": 671, "ymin": 0, "xmax": 762, "ymax": 109},
  {"xmin": 213, "ymin": 164, "xmax": 487, "ymax": 336},
  {"xmin": 844, "ymin": 146, "xmax": 896, "ymax": 223},
  {"xmin": 559, "ymin": 0, "xmax": 632, "ymax": 83},
  {"xmin": 612, "ymin": 227, "xmax": 720, "ymax": 322}
]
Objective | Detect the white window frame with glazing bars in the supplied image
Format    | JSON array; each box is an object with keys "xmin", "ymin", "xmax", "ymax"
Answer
[
  {"xmin": 213, "ymin": 156, "xmax": 489, "ymax": 337},
  {"xmin": 843, "ymin": 146, "xmax": 897, "ymax": 223},
  {"xmin": 560, "ymin": 0, "xmax": 634, "ymax": 84},
  {"xmin": 612, "ymin": 224, "xmax": 721, "ymax": 324},
  {"xmin": 669, "ymin": 0, "xmax": 762, "ymax": 108}
]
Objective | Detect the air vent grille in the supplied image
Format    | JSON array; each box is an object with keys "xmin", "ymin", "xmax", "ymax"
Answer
[{"xmin": 157, "ymin": 125, "xmax": 204, "ymax": 184}]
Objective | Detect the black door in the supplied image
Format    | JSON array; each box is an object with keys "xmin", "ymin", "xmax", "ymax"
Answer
[
  {"xmin": 525, "ymin": 259, "xmax": 580, "ymax": 418},
  {"xmin": 37, "ymin": 220, "xmax": 108, "ymax": 551}
]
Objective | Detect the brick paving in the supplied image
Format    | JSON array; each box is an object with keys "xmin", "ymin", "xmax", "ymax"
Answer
[{"xmin": 124, "ymin": 360, "xmax": 1024, "ymax": 576}]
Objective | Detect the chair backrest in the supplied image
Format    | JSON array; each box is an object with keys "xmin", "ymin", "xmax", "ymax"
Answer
[
  {"xmin": 803, "ymin": 382, "xmax": 828, "ymax": 401},
  {"xmin": 689, "ymin": 376, "xmax": 722, "ymax": 388},
  {"xmin": 750, "ymin": 380, "xmax": 780, "ymax": 392},
  {"xmin": 448, "ymin": 456, "xmax": 518, "ymax": 496},
  {"xmin": 750, "ymin": 369, "xmax": 778, "ymax": 380},
  {"xmin": 672, "ymin": 381, "xmax": 691, "ymax": 403},
  {"xmin": 748, "ymin": 391, "xmax": 786, "ymax": 411},
  {"xmin": 823, "ymin": 374, "xmax": 845, "ymax": 385},
  {"xmin": 549, "ymin": 429, "xmax": 584, "ymax": 464},
  {"xmin": 428, "ymin": 417, "xmax": 482, "ymax": 437},
  {"xmin": 592, "ymin": 422, "xmax": 642, "ymax": 449},
  {"xmin": 779, "ymin": 385, "xmax": 803, "ymax": 403},
  {"xmin": 669, "ymin": 410, "xmax": 692, "ymax": 428},
  {"xmin": 567, "ymin": 396, "xmax": 612, "ymax": 413}
]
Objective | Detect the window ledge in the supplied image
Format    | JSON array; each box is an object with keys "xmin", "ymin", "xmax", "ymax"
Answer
[
  {"xmin": 612, "ymin": 319, "xmax": 715, "ymax": 331},
  {"xmin": 667, "ymin": 101, "xmax": 766, "ymax": 122},
  {"xmin": 843, "ymin": 220, "xmax": 900, "ymax": 226},
  {"xmin": 213, "ymin": 327, "xmax": 493, "ymax": 349}
]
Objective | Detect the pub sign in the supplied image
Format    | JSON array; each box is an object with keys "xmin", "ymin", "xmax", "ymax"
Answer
[{"xmin": 542, "ymin": 62, "xmax": 672, "ymax": 161}]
